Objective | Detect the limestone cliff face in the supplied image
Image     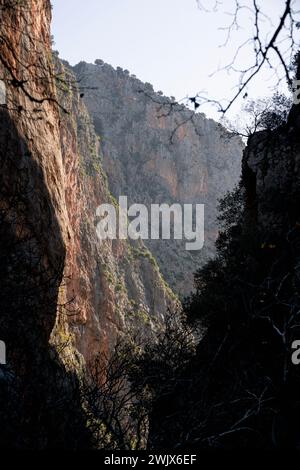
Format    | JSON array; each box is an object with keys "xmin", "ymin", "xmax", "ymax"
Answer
[
  {"xmin": 56, "ymin": 61, "xmax": 175, "ymax": 367},
  {"xmin": 0, "ymin": 0, "xmax": 89, "ymax": 448},
  {"xmin": 73, "ymin": 61, "xmax": 243, "ymax": 295},
  {"xmin": 0, "ymin": 0, "xmax": 67, "ymax": 356},
  {"xmin": 0, "ymin": 0, "xmax": 174, "ymax": 378}
]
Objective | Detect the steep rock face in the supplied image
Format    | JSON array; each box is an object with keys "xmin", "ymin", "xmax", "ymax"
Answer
[
  {"xmin": 56, "ymin": 62, "xmax": 176, "ymax": 366},
  {"xmin": 73, "ymin": 61, "xmax": 243, "ymax": 295},
  {"xmin": 0, "ymin": 0, "xmax": 92, "ymax": 448},
  {"xmin": 243, "ymin": 123, "xmax": 300, "ymax": 241},
  {"xmin": 0, "ymin": 0, "xmax": 67, "ymax": 359},
  {"xmin": 0, "ymin": 1, "xmax": 176, "ymax": 447},
  {"xmin": 0, "ymin": 1, "xmax": 174, "ymax": 381},
  {"xmin": 243, "ymin": 59, "xmax": 300, "ymax": 240}
]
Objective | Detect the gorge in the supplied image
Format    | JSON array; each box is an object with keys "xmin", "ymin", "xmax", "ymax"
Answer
[{"xmin": 0, "ymin": 0, "xmax": 299, "ymax": 451}]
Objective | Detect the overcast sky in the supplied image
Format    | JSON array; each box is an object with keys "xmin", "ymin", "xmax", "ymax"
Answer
[{"xmin": 51, "ymin": 0, "xmax": 297, "ymax": 121}]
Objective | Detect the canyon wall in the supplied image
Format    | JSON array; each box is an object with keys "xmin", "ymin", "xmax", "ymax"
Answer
[
  {"xmin": 0, "ymin": 0, "xmax": 244, "ymax": 448},
  {"xmin": 73, "ymin": 61, "xmax": 243, "ymax": 295},
  {"xmin": 0, "ymin": 0, "xmax": 67, "ymax": 363},
  {"xmin": 56, "ymin": 60, "xmax": 176, "ymax": 366},
  {"xmin": 0, "ymin": 0, "xmax": 86, "ymax": 447},
  {"xmin": 0, "ymin": 0, "xmax": 175, "ymax": 447},
  {"xmin": 0, "ymin": 0, "xmax": 174, "ymax": 368}
]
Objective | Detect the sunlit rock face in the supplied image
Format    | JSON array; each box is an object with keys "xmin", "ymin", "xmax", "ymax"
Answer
[
  {"xmin": 0, "ymin": 0, "xmax": 175, "ymax": 378},
  {"xmin": 73, "ymin": 61, "xmax": 243, "ymax": 296},
  {"xmin": 0, "ymin": 0, "xmax": 67, "ymax": 356},
  {"xmin": 0, "ymin": 0, "xmax": 242, "ymax": 380},
  {"xmin": 57, "ymin": 62, "xmax": 176, "ymax": 367}
]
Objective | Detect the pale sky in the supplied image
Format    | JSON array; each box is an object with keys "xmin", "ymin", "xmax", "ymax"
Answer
[{"xmin": 51, "ymin": 0, "xmax": 299, "ymax": 121}]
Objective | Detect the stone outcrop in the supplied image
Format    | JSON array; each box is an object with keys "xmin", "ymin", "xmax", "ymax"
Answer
[
  {"xmin": 243, "ymin": 113, "xmax": 300, "ymax": 245},
  {"xmin": 73, "ymin": 61, "xmax": 243, "ymax": 295},
  {"xmin": 56, "ymin": 61, "xmax": 176, "ymax": 367},
  {"xmin": 0, "ymin": 0, "xmax": 174, "ymax": 379},
  {"xmin": 0, "ymin": 0, "xmax": 66, "ymax": 359}
]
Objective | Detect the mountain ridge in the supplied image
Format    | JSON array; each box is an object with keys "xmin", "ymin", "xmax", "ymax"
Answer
[{"xmin": 71, "ymin": 58, "xmax": 243, "ymax": 295}]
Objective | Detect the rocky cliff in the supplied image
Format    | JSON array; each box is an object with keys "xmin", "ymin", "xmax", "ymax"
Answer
[
  {"xmin": 0, "ymin": 0, "xmax": 66, "ymax": 361},
  {"xmin": 0, "ymin": 0, "xmax": 246, "ymax": 449},
  {"xmin": 0, "ymin": 0, "xmax": 175, "ymax": 447},
  {"xmin": 55, "ymin": 60, "xmax": 176, "ymax": 367},
  {"xmin": 73, "ymin": 61, "xmax": 243, "ymax": 295},
  {"xmin": 0, "ymin": 0, "xmax": 86, "ymax": 448},
  {"xmin": 0, "ymin": 0, "xmax": 175, "ymax": 363}
]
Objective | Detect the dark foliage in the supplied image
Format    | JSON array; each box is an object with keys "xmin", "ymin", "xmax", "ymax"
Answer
[{"xmin": 141, "ymin": 97, "xmax": 300, "ymax": 449}]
